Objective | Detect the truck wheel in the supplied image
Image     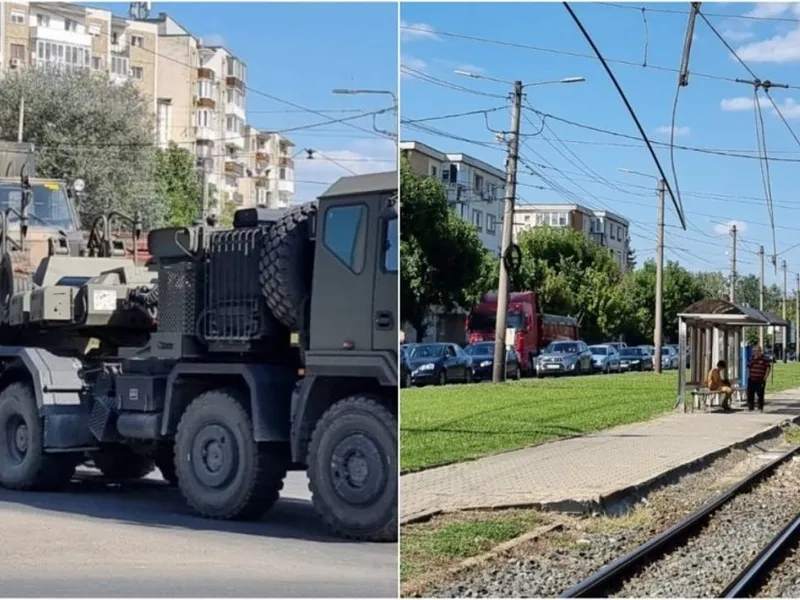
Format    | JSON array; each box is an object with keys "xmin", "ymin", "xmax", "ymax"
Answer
[
  {"xmin": 307, "ymin": 396, "xmax": 397, "ymax": 542},
  {"xmin": 91, "ymin": 446, "xmax": 154, "ymax": 480},
  {"xmin": 0, "ymin": 382, "xmax": 77, "ymax": 490},
  {"xmin": 174, "ymin": 389, "xmax": 288, "ymax": 520},
  {"xmin": 259, "ymin": 203, "xmax": 317, "ymax": 329}
]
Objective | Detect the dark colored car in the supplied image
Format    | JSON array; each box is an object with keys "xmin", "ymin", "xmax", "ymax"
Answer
[
  {"xmin": 464, "ymin": 342, "xmax": 522, "ymax": 381},
  {"xmin": 535, "ymin": 340, "xmax": 593, "ymax": 377},
  {"xmin": 619, "ymin": 346, "xmax": 654, "ymax": 371},
  {"xmin": 407, "ymin": 342, "xmax": 473, "ymax": 386}
]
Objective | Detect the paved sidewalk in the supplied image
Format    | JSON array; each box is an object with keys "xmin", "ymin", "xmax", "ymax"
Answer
[{"xmin": 401, "ymin": 389, "xmax": 800, "ymax": 524}]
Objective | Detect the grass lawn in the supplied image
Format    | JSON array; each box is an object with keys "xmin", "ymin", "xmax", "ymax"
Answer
[{"xmin": 401, "ymin": 361, "xmax": 800, "ymax": 472}]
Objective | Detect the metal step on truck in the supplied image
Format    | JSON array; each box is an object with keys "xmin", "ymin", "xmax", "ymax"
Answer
[{"xmin": 0, "ymin": 169, "xmax": 398, "ymax": 542}]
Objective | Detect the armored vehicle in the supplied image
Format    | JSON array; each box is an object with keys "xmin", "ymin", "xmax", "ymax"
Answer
[{"xmin": 0, "ymin": 170, "xmax": 398, "ymax": 542}]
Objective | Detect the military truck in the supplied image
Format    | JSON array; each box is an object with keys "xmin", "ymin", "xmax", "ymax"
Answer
[{"xmin": 0, "ymin": 170, "xmax": 398, "ymax": 542}]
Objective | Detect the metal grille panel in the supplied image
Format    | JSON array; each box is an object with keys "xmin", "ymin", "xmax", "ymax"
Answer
[{"xmin": 158, "ymin": 262, "xmax": 197, "ymax": 334}]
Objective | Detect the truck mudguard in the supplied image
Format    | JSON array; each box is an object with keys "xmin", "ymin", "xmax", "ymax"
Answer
[
  {"xmin": 0, "ymin": 346, "xmax": 83, "ymax": 410},
  {"xmin": 160, "ymin": 362, "xmax": 298, "ymax": 442}
]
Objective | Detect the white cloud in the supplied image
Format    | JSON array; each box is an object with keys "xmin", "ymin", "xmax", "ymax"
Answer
[
  {"xmin": 720, "ymin": 96, "xmax": 771, "ymax": 111},
  {"xmin": 400, "ymin": 55, "xmax": 428, "ymax": 78},
  {"xmin": 713, "ymin": 220, "xmax": 747, "ymax": 235},
  {"xmin": 735, "ymin": 28, "xmax": 800, "ymax": 63},
  {"xmin": 201, "ymin": 33, "xmax": 226, "ymax": 47},
  {"xmin": 294, "ymin": 139, "xmax": 397, "ymax": 204},
  {"xmin": 722, "ymin": 29, "xmax": 755, "ymax": 42},
  {"xmin": 744, "ymin": 3, "xmax": 793, "ymax": 18},
  {"xmin": 430, "ymin": 58, "xmax": 486, "ymax": 74},
  {"xmin": 400, "ymin": 20, "xmax": 438, "ymax": 41},
  {"xmin": 655, "ymin": 125, "xmax": 690, "ymax": 137}
]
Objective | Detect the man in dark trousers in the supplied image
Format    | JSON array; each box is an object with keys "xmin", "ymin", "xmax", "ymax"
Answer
[{"xmin": 747, "ymin": 346, "xmax": 772, "ymax": 412}]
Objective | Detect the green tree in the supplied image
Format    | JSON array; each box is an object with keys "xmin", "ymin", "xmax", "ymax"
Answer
[
  {"xmin": 400, "ymin": 159, "xmax": 489, "ymax": 340},
  {"xmin": 0, "ymin": 67, "xmax": 166, "ymax": 228},
  {"xmin": 155, "ymin": 145, "xmax": 202, "ymax": 227},
  {"xmin": 695, "ymin": 271, "xmax": 726, "ymax": 300}
]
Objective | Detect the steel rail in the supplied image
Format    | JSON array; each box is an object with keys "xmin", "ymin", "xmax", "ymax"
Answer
[
  {"xmin": 722, "ymin": 511, "xmax": 800, "ymax": 598},
  {"xmin": 561, "ymin": 445, "xmax": 800, "ymax": 597}
]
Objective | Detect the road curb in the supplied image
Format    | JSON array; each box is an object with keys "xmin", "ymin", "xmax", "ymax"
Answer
[{"xmin": 401, "ymin": 415, "xmax": 800, "ymax": 526}]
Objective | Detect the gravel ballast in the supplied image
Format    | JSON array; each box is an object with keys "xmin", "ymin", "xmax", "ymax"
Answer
[
  {"xmin": 425, "ymin": 438, "xmax": 798, "ymax": 598},
  {"xmin": 758, "ymin": 534, "xmax": 800, "ymax": 598}
]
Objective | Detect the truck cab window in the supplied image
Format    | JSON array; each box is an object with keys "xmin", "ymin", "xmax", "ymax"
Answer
[
  {"xmin": 0, "ymin": 183, "xmax": 75, "ymax": 230},
  {"xmin": 323, "ymin": 204, "xmax": 366, "ymax": 273},
  {"xmin": 383, "ymin": 217, "xmax": 397, "ymax": 272}
]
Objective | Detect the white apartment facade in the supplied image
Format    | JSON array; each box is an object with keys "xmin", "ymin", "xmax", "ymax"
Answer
[
  {"xmin": 514, "ymin": 203, "xmax": 630, "ymax": 270},
  {"xmin": 401, "ymin": 140, "xmax": 505, "ymax": 255},
  {"xmin": 240, "ymin": 126, "xmax": 295, "ymax": 209}
]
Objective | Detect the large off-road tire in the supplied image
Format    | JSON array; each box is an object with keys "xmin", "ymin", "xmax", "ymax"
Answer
[
  {"xmin": 307, "ymin": 396, "xmax": 397, "ymax": 542},
  {"xmin": 91, "ymin": 446, "xmax": 154, "ymax": 480},
  {"xmin": 0, "ymin": 252, "xmax": 32, "ymax": 323},
  {"xmin": 259, "ymin": 203, "xmax": 317, "ymax": 329},
  {"xmin": 0, "ymin": 382, "xmax": 77, "ymax": 490},
  {"xmin": 174, "ymin": 388, "xmax": 288, "ymax": 520}
]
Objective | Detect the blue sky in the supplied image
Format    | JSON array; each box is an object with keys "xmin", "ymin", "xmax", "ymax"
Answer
[
  {"xmin": 95, "ymin": 1, "xmax": 398, "ymax": 203},
  {"xmin": 401, "ymin": 1, "xmax": 800, "ymax": 288}
]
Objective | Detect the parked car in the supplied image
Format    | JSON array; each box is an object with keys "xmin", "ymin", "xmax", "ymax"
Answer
[
  {"xmin": 400, "ymin": 345, "xmax": 412, "ymax": 388},
  {"xmin": 589, "ymin": 344, "xmax": 622, "ymax": 374},
  {"xmin": 661, "ymin": 345, "xmax": 679, "ymax": 370},
  {"xmin": 619, "ymin": 346, "xmax": 654, "ymax": 371},
  {"xmin": 606, "ymin": 341, "xmax": 628, "ymax": 354},
  {"xmin": 406, "ymin": 342, "xmax": 473, "ymax": 386},
  {"xmin": 464, "ymin": 342, "xmax": 522, "ymax": 381},
  {"xmin": 536, "ymin": 340, "xmax": 594, "ymax": 377}
]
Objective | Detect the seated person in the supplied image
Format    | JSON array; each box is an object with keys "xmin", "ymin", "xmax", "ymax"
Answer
[{"xmin": 707, "ymin": 360, "xmax": 733, "ymax": 410}]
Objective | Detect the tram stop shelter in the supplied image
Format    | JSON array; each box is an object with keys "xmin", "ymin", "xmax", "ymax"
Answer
[{"xmin": 676, "ymin": 298, "xmax": 788, "ymax": 412}]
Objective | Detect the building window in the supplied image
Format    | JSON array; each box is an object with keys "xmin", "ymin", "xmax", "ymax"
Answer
[
  {"xmin": 10, "ymin": 45, "xmax": 25, "ymax": 61},
  {"xmin": 226, "ymin": 88, "xmax": 244, "ymax": 108},
  {"xmin": 196, "ymin": 109, "xmax": 213, "ymax": 128},
  {"xmin": 89, "ymin": 24, "xmax": 101, "ymax": 37},
  {"xmin": 10, "ymin": 11, "xmax": 25, "ymax": 25},
  {"xmin": 524, "ymin": 214, "xmax": 531, "ymax": 222},
  {"xmin": 474, "ymin": 173, "xmax": 484, "ymax": 193},
  {"xmin": 131, "ymin": 66, "xmax": 143, "ymax": 80},
  {"xmin": 130, "ymin": 35, "xmax": 144, "ymax": 48},
  {"xmin": 487, "ymin": 213, "xmax": 497, "ymax": 234},
  {"xmin": 473, "ymin": 209, "xmax": 483, "ymax": 231},
  {"xmin": 610, "ymin": 226, "xmax": 616, "ymax": 240},
  {"xmin": 156, "ymin": 100, "xmax": 171, "ymax": 147},
  {"xmin": 36, "ymin": 41, "xmax": 90, "ymax": 70},
  {"xmin": 324, "ymin": 204, "xmax": 367, "ymax": 274},
  {"xmin": 111, "ymin": 31, "xmax": 119, "ymax": 44},
  {"xmin": 197, "ymin": 80, "xmax": 213, "ymax": 100},
  {"xmin": 279, "ymin": 168, "xmax": 286, "ymax": 180},
  {"xmin": 36, "ymin": 14, "xmax": 50, "ymax": 27},
  {"xmin": 536, "ymin": 213, "xmax": 546, "ymax": 225},
  {"xmin": 617, "ymin": 226, "xmax": 622, "ymax": 239},
  {"xmin": 91, "ymin": 56, "xmax": 102, "ymax": 70},
  {"xmin": 430, "ymin": 165, "xmax": 437, "ymax": 177},
  {"xmin": 64, "ymin": 19, "xmax": 77, "ymax": 32},
  {"xmin": 111, "ymin": 55, "xmax": 128, "ymax": 76}
]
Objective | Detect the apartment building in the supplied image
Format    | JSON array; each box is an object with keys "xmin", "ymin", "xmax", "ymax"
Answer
[
  {"xmin": 0, "ymin": 2, "xmax": 158, "ymax": 109},
  {"xmin": 400, "ymin": 140, "xmax": 505, "ymax": 255},
  {"xmin": 514, "ymin": 203, "xmax": 630, "ymax": 270},
  {"xmin": 240, "ymin": 126, "xmax": 295, "ymax": 209}
]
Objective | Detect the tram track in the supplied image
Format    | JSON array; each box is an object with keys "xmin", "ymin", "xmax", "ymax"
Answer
[{"xmin": 562, "ymin": 446, "xmax": 800, "ymax": 598}]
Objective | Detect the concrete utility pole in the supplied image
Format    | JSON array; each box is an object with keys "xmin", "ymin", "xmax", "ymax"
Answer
[
  {"xmin": 759, "ymin": 245, "xmax": 765, "ymax": 349},
  {"xmin": 729, "ymin": 224, "xmax": 737, "ymax": 303},
  {"xmin": 17, "ymin": 96, "xmax": 24, "ymax": 143},
  {"xmin": 783, "ymin": 260, "xmax": 788, "ymax": 362},
  {"xmin": 795, "ymin": 274, "xmax": 799, "ymax": 361},
  {"xmin": 492, "ymin": 80, "xmax": 522, "ymax": 383},
  {"xmin": 654, "ymin": 178, "xmax": 666, "ymax": 374}
]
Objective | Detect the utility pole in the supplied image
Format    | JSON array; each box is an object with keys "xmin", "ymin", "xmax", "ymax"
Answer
[
  {"xmin": 759, "ymin": 245, "xmax": 765, "ymax": 349},
  {"xmin": 654, "ymin": 178, "xmax": 665, "ymax": 374},
  {"xmin": 794, "ymin": 274, "xmax": 799, "ymax": 361},
  {"xmin": 492, "ymin": 80, "xmax": 522, "ymax": 383},
  {"xmin": 729, "ymin": 224, "xmax": 737, "ymax": 303},
  {"xmin": 17, "ymin": 96, "xmax": 24, "ymax": 143},
  {"xmin": 783, "ymin": 260, "xmax": 788, "ymax": 363}
]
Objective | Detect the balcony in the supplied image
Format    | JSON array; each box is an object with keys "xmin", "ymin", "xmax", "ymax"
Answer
[
  {"xmin": 255, "ymin": 151, "xmax": 269, "ymax": 163},
  {"xmin": 31, "ymin": 26, "xmax": 92, "ymax": 48},
  {"xmin": 278, "ymin": 157, "xmax": 294, "ymax": 169},
  {"xmin": 224, "ymin": 159, "xmax": 244, "ymax": 177},
  {"xmin": 589, "ymin": 231, "xmax": 606, "ymax": 246},
  {"xmin": 196, "ymin": 127, "xmax": 215, "ymax": 142},
  {"xmin": 197, "ymin": 67, "xmax": 215, "ymax": 81}
]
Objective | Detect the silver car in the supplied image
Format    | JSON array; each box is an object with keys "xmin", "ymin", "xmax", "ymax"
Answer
[{"xmin": 589, "ymin": 344, "xmax": 622, "ymax": 374}]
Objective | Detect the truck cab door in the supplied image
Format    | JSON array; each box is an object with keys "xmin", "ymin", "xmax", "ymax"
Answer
[{"xmin": 373, "ymin": 203, "xmax": 398, "ymax": 354}]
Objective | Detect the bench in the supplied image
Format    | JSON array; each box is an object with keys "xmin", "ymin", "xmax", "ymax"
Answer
[{"xmin": 688, "ymin": 385, "xmax": 746, "ymax": 412}]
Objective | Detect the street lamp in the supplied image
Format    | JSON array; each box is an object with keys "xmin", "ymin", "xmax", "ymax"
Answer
[
  {"xmin": 453, "ymin": 69, "xmax": 585, "ymax": 383},
  {"xmin": 620, "ymin": 167, "xmax": 666, "ymax": 374},
  {"xmin": 332, "ymin": 88, "xmax": 397, "ymax": 145}
]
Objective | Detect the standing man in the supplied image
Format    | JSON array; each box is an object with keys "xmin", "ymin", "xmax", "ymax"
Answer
[{"xmin": 747, "ymin": 346, "xmax": 772, "ymax": 412}]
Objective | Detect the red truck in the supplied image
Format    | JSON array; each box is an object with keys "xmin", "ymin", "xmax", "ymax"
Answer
[{"xmin": 466, "ymin": 291, "xmax": 579, "ymax": 375}]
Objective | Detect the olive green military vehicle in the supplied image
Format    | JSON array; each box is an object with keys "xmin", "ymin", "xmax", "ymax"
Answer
[{"xmin": 0, "ymin": 170, "xmax": 398, "ymax": 542}]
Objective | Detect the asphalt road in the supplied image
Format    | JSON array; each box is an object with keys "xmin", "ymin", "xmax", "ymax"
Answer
[{"xmin": 0, "ymin": 469, "xmax": 397, "ymax": 597}]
